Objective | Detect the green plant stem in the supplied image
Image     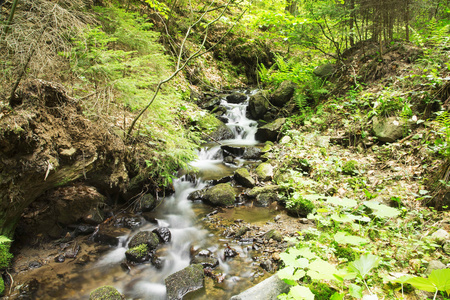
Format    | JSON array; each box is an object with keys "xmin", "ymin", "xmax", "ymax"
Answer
[{"xmin": 0, "ymin": 0, "xmax": 19, "ymax": 43}]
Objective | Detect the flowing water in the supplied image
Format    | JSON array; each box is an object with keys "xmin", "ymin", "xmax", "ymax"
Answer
[{"xmin": 24, "ymin": 91, "xmax": 278, "ymax": 299}]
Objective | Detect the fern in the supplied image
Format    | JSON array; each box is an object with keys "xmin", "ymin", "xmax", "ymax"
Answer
[{"xmin": 434, "ymin": 111, "xmax": 450, "ymax": 157}]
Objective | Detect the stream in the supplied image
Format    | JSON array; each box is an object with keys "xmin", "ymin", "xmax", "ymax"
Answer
[{"xmin": 40, "ymin": 90, "xmax": 279, "ymax": 299}]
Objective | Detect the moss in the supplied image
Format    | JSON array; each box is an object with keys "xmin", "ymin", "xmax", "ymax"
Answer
[
  {"xmin": 342, "ymin": 160, "xmax": 358, "ymax": 176},
  {"xmin": 89, "ymin": 285, "xmax": 123, "ymax": 300},
  {"xmin": 286, "ymin": 196, "xmax": 315, "ymax": 217},
  {"xmin": 126, "ymin": 244, "xmax": 148, "ymax": 258},
  {"xmin": 334, "ymin": 244, "xmax": 358, "ymax": 261},
  {"xmin": 309, "ymin": 281, "xmax": 336, "ymax": 300},
  {"xmin": 0, "ymin": 237, "xmax": 12, "ymax": 269}
]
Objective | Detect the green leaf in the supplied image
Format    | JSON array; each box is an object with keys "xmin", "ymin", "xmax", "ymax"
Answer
[
  {"xmin": 330, "ymin": 213, "xmax": 354, "ymax": 223},
  {"xmin": 349, "ymin": 283, "xmax": 363, "ymax": 298},
  {"xmin": 391, "ymin": 275, "xmax": 415, "ymax": 284},
  {"xmin": 307, "ymin": 259, "xmax": 337, "ymax": 280},
  {"xmin": 289, "ymin": 285, "xmax": 315, "ymax": 300},
  {"xmin": 363, "ymin": 201, "xmax": 400, "ymax": 218},
  {"xmin": 334, "ymin": 232, "xmax": 369, "ymax": 246},
  {"xmin": 279, "ymin": 252, "xmax": 309, "ymax": 269},
  {"xmin": 405, "ymin": 277, "xmax": 436, "ymax": 292},
  {"xmin": 330, "ymin": 292, "xmax": 344, "ymax": 300},
  {"xmin": 429, "ymin": 269, "xmax": 450, "ymax": 291},
  {"xmin": 278, "ymin": 266, "xmax": 306, "ymax": 285},
  {"xmin": 290, "ymin": 247, "xmax": 317, "ymax": 260},
  {"xmin": 0, "ymin": 236, "xmax": 11, "ymax": 244},
  {"xmin": 348, "ymin": 254, "xmax": 380, "ymax": 279},
  {"xmin": 326, "ymin": 197, "xmax": 358, "ymax": 207}
]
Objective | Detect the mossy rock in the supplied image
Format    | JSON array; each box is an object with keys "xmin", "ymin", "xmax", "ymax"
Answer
[
  {"xmin": 247, "ymin": 185, "xmax": 280, "ymax": 198},
  {"xmin": 165, "ymin": 264, "xmax": 205, "ymax": 300},
  {"xmin": 255, "ymin": 163, "xmax": 274, "ymax": 181},
  {"xmin": 255, "ymin": 118, "xmax": 286, "ymax": 142},
  {"xmin": 263, "ymin": 229, "xmax": 283, "ymax": 242},
  {"xmin": 270, "ymin": 80, "xmax": 297, "ymax": 107},
  {"xmin": 203, "ymin": 183, "xmax": 236, "ymax": 207},
  {"xmin": 234, "ymin": 168, "xmax": 255, "ymax": 188},
  {"xmin": 128, "ymin": 231, "xmax": 160, "ymax": 250},
  {"xmin": 247, "ymin": 90, "xmax": 270, "ymax": 120},
  {"xmin": 125, "ymin": 244, "xmax": 149, "ymax": 263},
  {"xmin": 89, "ymin": 285, "xmax": 123, "ymax": 300}
]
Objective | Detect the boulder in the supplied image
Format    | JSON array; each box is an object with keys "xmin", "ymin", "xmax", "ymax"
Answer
[
  {"xmin": 235, "ymin": 226, "xmax": 250, "ymax": 238},
  {"xmin": 260, "ymin": 259, "xmax": 274, "ymax": 272},
  {"xmin": 165, "ymin": 264, "xmax": 205, "ymax": 300},
  {"xmin": 255, "ymin": 118, "xmax": 286, "ymax": 142},
  {"xmin": 247, "ymin": 185, "xmax": 280, "ymax": 198},
  {"xmin": 226, "ymin": 92, "xmax": 248, "ymax": 104},
  {"xmin": 202, "ymin": 97, "xmax": 221, "ymax": 110},
  {"xmin": 234, "ymin": 168, "xmax": 256, "ymax": 188},
  {"xmin": 230, "ymin": 275, "xmax": 290, "ymax": 300},
  {"xmin": 270, "ymin": 80, "xmax": 297, "ymax": 107},
  {"xmin": 255, "ymin": 163, "xmax": 274, "ymax": 181},
  {"xmin": 425, "ymin": 260, "xmax": 447, "ymax": 275},
  {"xmin": 153, "ymin": 227, "xmax": 172, "ymax": 243},
  {"xmin": 313, "ymin": 64, "xmax": 335, "ymax": 78},
  {"xmin": 373, "ymin": 116, "xmax": 406, "ymax": 143},
  {"xmin": 221, "ymin": 145, "xmax": 245, "ymax": 157},
  {"xmin": 203, "ymin": 183, "xmax": 236, "ymax": 207},
  {"xmin": 125, "ymin": 244, "xmax": 150, "ymax": 263},
  {"xmin": 242, "ymin": 147, "xmax": 261, "ymax": 160},
  {"xmin": 209, "ymin": 121, "xmax": 235, "ymax": 141},
  {"xmin": 188, "ymin": 188, "xmax": 207, "ymax": 201},
  {"xmin": 247, "ymin": 91, "xmax": 270, "ymax": 120},
  {"xmin": 89, "ymin": 286, "xmax": 123, "ymax": 300},
  {"xmin": 128, "ymin": 231, "xmax": 160, "ymax": 250},
  {"xmin": 190, "ymin": 255, "xmax": 219, "ymax": 268},
  {"xmin": 92, "ymin": 226, "xmax": 131, "ymax": 247},
  {"xmin": 431, "ymin": 229, "xmax": 449, "ymax": 245},
  {"xmin": 137, "ymin": 194, "xmax": 157, "ymax": 212}
]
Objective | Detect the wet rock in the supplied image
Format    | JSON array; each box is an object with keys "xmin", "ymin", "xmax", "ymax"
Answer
[
  {"xmin": 221, "ymin": 145, "xmax": 245, "ymax": 157},
  {"xmin": 202, "ymin": 97, "xmax": 221, "ymax": 110},
  {"xmin": 255, "ymin": 118, "xmax": 286, "ymax": 142},
  {"xmin": 152, "ymin": 255, "xmax": 164, "ymax": 269},
  {"xmin": 224, "ymin": 246, "xmax": 238, "ymax": 259},
  {"xmin": 255, "ymin": 193, "xmax": 278, "ymax": 207},
  {"xmin": 270, "ymin": 80, "xmax": 297, "ymax": 107},
  {"xmin": 125, "ymin": 244, "xmax": 150, "ymax": 263},
  {"xmin": 425, "ymin": 260, "xmax": 447, "ymax": 275},
  {"xmin": 209, "ymin": 121, "xmax": 235, "ymax": 141},
  {"xmin": 373, "ymin": 116, "xmax": 407, "ymax": 142},
  {"xmin": 18, "ymin": 279, "xmax": 39, "ymax": 299},
  {"xmin": 70, "ymin": 223, "xmax": 97, "ymax": 236},
  {"xmin": 223, "ymin": 156, "xmax": 235, "ymax": 164},
  {"xmin": 242, "ymin": 147, "xmax": 261, "ymax": 160},
  {"xmin": 128, "ymin": 231, "xmax": 160, "ymax": 250},
  {"xmin": 137, "ymin": 194, "xmax": 157, "ymax": 212},
  {"xmin": 188, "ymin": 188, "xmax": 207, "ymax": 201},
  {"xmin": 234, "ymin": 168, "xmax": 256, "ymax": 188},
  {"xmin": 114, "ymin": 216, "xmax": 142, "ymax": 229},
  {"xmin": 226, "ymin": 92, "xmax": 248, "ymax": 104},
  {"xmin": 247, "ymin": 185, "xmax": 280, "ymax": 198},
  {"xmin": 255, "ymin": 163, "xmax": 274, "ymax": 181},
  {"xmin": 75, "ymin": 254, "xmax": 91, "ymax": 265},
  {"xmin": 313, "ymin": 64, "xmax": 335, "ymax": 78},
  {"xmin": 165, "ymin": 264, "xmax": 205, "ymax": 300},
  {"xmin": 153, "ymin": 227, "xmax": 172, "ymax": 243},
  {"xmin": 89, "ymin": 285, "xmax": 124, "ymax": 300},
  {"xmin": 247, "ymin": 90, "xmax": 270, "ymax": 120},
  {"xmin": 29, "ymin": 261, "xmax": 42, "ymax": 269},
  {"xmin": 230, "ymin": 274, "xmax": 290, "ymax": 300},
  {"xmin": 264, "ymin": 229, "xmax": 283, "ymax": 242},
  {"xmin": 212, "ymin": 176, "xmax": 233, "ymax": 185},
  {"xmin": 203, "ymin": 183, "xmax": 236, "ymax": 207},
  {"xmin": 211, "ymin": 106, "xmax": 227, "ymax": 116},
  {"xmin": 92, "ymin": 226, "xmax": 130, "ymax": 247},
  {"xmin": 82, "ymin": 207, "xmax": 105, "ymax": 225},
  {"xmin": 54, "ymin": 254, "xmax": 65, "ymax": 263},
  {"xmin": 191, "ymin": 255, "xmax": 219, "ymax": 268},
  {"xmin": 65, "ymin": 244, "xmax": 80, "ymax": 258},
  {"xmin": 236, "ymin": 226, "xmax": 250, "ymax": 238},
  {"xmin": 260, "ymin": 259, "xmax": 274, "ymax": 272}
]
